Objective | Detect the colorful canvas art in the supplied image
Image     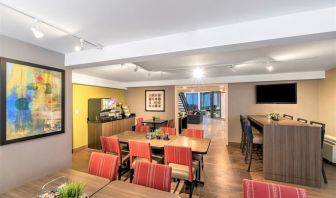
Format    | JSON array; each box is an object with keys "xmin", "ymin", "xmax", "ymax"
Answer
[
  {"xmin": 145, "ymin": 90, "xmax": 165, "ymax": 112},
  {"xmin": 1, "ymin": 58, "xmax": 64, "ymax": 145}
]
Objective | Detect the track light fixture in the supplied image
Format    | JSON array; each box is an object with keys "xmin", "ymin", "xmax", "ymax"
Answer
[
  {"xmin": 134, "ymin": 65, "xmax": 139, "ymax": 72},
  {"xmin": 74, "ymin": 39, "xmax": 84, "ymax": 51},
  {"xmin": 31, "ymin": 19, "xmax": 44, "ymax": 39}
]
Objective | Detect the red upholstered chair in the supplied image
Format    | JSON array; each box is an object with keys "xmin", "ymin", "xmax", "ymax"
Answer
[
  {"xmin": 88, "ymin": 152, "xmax": 119, "ymax": 181},
  {"xmin": 242, "ymin": 179, "xmax": 308, "ymax": 198},
  {"xmin": 100, "ymin": 136, "xmax": 130, "ymax": 180},
  {"xmin": 160, "ymin": 127, "xmax": 176, "ymax": 136},
  {"xmin": 185, "ymin": 128, "xmax": 204, "ymax": 139},
  {"xmin": 164, "ymin": 145, "xmax": 196, "ymax": 198},
  {"xmin": 135, "ymin": 125, "xmax": 150, "ymax": 133},
  {"xmin": 167, "ymin": 119, "xmax": 175, "ymax": 128},
  {"xmin": 136, "ymin": 117, "xmax": 144, "ymax": 126},
  {"xmin": 133, "ymin": 161, "xmax": 172, "ymax": 192}
]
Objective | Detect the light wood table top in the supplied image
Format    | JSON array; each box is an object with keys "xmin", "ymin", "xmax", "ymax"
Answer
[
  {"xmin": 248, "ymin": 115, "xmax": 320, "ymax": 127},
  {"xmin": 114, "ymin": 131, "xmax": 211, "ymax": 154},
  {"xmin": 92, "ymin": 181, "xmax": 180, "ymax": 198},
  {"xmin": 0, "ymin": 169, "xmax": 110, "ymax": 198}
]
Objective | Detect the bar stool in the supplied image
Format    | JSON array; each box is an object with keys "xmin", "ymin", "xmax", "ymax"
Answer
[
  {"xmin": 310, "ymin": 121, "xmax": 328, "ymax": 184},
  {"xmin": 297, "ymin": 118, "xmax": 308, "ymax": 123},
  {"xmin": 283, "ymin": 114, "xmax": 294, "ymax": 120},
  {"xmin": 239, "ymin": 115, "xmax": 247, "ymax": 154},
  {"xmin": 243, "ymin": 119, "xmax": 263, "ymax": 172}
]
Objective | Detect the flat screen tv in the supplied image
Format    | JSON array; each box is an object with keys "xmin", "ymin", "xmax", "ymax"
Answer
[{"xmin": 256, "ymin": 83, "xmax": 297, "ymax": 104}]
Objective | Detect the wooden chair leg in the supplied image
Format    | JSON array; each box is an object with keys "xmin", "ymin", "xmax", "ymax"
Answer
[
  {"xmin": 322, "ymin": 160, "xmax": 328, "ymax": 184},
  {"xmin": 247, "ymin": 143, "xmax": 253, "ymax": 172},
  {"xmin": 130, "ymin": 169, "xmax": 134, "ymax": 183},
  {"xmin": 189, "ymin": 181, "xmax": 194, "ymax": 198},
  {"xmin": 244, "ymin": 142, "xmax": 249, "ymax": 164},
  {"xmin": 201, "ymin": 155, "xmax": 204, "ymax": 169},
  {"xmin": 118, "ymin": 166, "xmax": 122, "ymax": 180}
]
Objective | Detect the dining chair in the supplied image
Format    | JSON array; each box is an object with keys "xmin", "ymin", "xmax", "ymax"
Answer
[
  {"xmin": 135, "ymin": 125, "xmax": 150, "ymax": 133},
  {"xmin": 100, "ymin": 136, "xmax": 130, "ymax": 180},
  {"xmin": 283, "ymin": 114, "xmax": 294, "ymax": 120},
  {"xmin": 128, "ymin": 140, "xmax": 161, "ymax": 182},
  {"xmin": 243, "ymin": 119, "xmax": 263, "ymax": 172},
  {"xmin": 167, "ymin": 119, "xmax": 175, "ymax": 128},
  {"xmin": 310, "ymin": 121, "xmax": 328, "ymax": 184},
  {"xmin": 160, "ymin": 127, "xmax": 176, "ymax": 136},
  {"xmin": 239, "ymin": 115, "xmax": 247, "ymax": 154},
  {"xmin": 242, "ymin": 179, "xmax": 308, "ymax": 198},
  {"xmin": 88, "ymin": 152, "xmax": 119, "ymax": 181},
  {"xmin": 297, "ymin": 118, "xmax": 308, "ymax": 123},
  {"xmin": 164, "ymin": 145, "xmax": 197, "ymax": 198},
  {"xmin": 136, "ymin": 117, "xmax": 144, "ymax": 126},
  {"xmin": 133, "ymin": 161, "xmax": 172, "ymax": 192},
  {"xmin": 184, "ymin": 128, "xmax": 204, "ymax": 173}
]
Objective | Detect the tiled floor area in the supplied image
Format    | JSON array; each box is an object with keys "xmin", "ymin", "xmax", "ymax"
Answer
[{"xmin": 72, "ymin": 117, "xmax": 336, "ymax": 198}]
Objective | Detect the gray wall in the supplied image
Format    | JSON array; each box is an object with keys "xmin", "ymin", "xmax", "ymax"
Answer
[{"xmin": 0, "ymin": 35, "xmax": 72, "ymax": 193}]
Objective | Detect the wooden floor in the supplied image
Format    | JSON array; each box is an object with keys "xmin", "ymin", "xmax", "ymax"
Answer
[{"xmin": 72, "ymin": 117, "xmax": 336, "ymax": 198}]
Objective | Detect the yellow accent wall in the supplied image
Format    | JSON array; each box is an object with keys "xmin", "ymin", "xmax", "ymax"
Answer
[{"xmin": 72, "ymin": 84, "xmax": 125, "ymax": 149}]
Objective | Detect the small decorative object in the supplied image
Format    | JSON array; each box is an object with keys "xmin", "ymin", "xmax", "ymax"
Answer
[
  {"xmin": 152, "ymin": 116, "xmax": 156, "ymax": 121},
  {"xmin": 145, "ymin": 90, "xmax": 165, "ymax": 112},
  {"xmin": 57, "ymin": 181, "xmax": 86, "ymax": 198},
  {"xmin": 38, "ymin": 177, "xmax": 87, "ymax": 198},
  {"xmin": 145, "ymin": 132, "xmax": 155, "ymax": 140},
  {"xmin": 163, "ymin": 133, "xmax": 170, "ymax": 141},
  {"xmin": 153, "ymin": 128, "xmax": 163, "ymax": 139},
  {"xmin": 0, "ymin": 58, "xmax": 65, "ymax": 145},
  {"xmin": 268, "ymin": 112, "xmax": 279, "ymax": 121}
]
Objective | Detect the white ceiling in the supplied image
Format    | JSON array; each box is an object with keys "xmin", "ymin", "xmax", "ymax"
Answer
[
  {"xmin": 0, "ymin": 0, "xmax": 335, "ymax": 53},
  {"xmin": 73, "ymin": 38, "xmax": 336, "ymax": 82}
]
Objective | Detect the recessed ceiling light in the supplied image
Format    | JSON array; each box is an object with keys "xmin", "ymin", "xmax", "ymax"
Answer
[
  {"xmin": 192, "ymin": 67, "xmax": 204, "ymax": 78},
  {"xmin": 266, "ymin": 65, "xmax": 274, "ymax": 72}
]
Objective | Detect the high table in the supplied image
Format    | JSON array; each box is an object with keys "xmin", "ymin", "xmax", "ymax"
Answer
[
  {"xmin": 92, "ymin": 181, "xmax": 180, "ymax": 198},
  {"xmin": 247, "ymin": 115, "xmax": 322, "ymax": 187},
  {"xmin": 142, "ymin": 119, "xmax": 168, "ymax": 130},
  {"xmin": 0, "ymin": 169, "xmax": 110, "ymax": 198}
]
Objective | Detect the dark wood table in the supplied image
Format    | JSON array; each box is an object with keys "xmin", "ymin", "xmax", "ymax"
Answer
[
  {"xmin": 0, "ymin": 169, "xmax": 110, "ymax": 198},
  {"xmin": 92, "ymin": 181, "xmax": 180, "ymax": 198},
  {"xmin": 247, "ymin": 115, "xmax": 322, "ymax": 187},
  {"xmin": 142, "ymin": 119, "xmax": 168, "ymax": 130}
]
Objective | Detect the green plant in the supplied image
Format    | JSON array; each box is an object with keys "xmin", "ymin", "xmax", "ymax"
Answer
[
  {"xmin": 57, "ymin": 181, "xmax": 84, "ymax": 198},
  {"xmin": 153, "ymin": 128, "xmax": 163, "ymax": 137},
  {"xmin": 268, "ymin": 112, "xmax": 279, "ymax": 120}
]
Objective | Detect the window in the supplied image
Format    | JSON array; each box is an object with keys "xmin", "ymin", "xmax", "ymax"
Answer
[{"xmin": 185, "ymin": 93, "xmax": 199, "ymax": 111}]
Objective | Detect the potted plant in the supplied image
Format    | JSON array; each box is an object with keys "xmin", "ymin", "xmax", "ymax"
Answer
[
  {"xmin": 268, "ymin": 112, "xmax": 279, "ymax": 121},
  {"xmin": 153, "ymin": 128, "xmax": 163, "ymax": 139},
  {"xmin": 57, "ymin": 181, "xmax": 86, "ymax": 198}
]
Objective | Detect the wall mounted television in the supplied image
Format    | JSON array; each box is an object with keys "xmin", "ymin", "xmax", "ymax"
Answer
[{"xmin": 256, "ymin": 83, "xmax": 297, "ymax": 104}]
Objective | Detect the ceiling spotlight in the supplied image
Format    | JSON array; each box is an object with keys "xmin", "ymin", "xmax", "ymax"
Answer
[
  {"xmin": 74, "ymin": 39, "xmax": 84, "ymax": 51},
  {"xmin": 31, "ymin": 20, "xmax": 44, "ymax": 39},
  {"xmin": 266, "ymin": 62, "xmax": 273, "ymax": 72},
  {"xmin": 192, "ymin": 67, "xmax": 204, "ymax": 78},
  {"xmin": 134, "ymin": 65, "xmax": 139, "ymax": 72}
]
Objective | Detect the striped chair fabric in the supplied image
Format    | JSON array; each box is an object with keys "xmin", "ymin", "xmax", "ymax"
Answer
[
  {"xmin": 100, "ymin": 136, "xmax": 125, "ymax": 166},
  {"xmin": 136, "ymin": 117, "xmax": 144, "ymax": 126},
  {"xmin": 88, "ymin": 152, "xmax": 119, "ymax": 181},
  {"xmin": 135, "ymin": 125, "xmax": 150, "ymax": 133},
  {"xmin": 133, "ymin": 161, "xmax": 172, "ymax": 192},
  {"xmin": 164, "ymin": 145, "xmax": 194, "ymax": 182},
  {"xmin": 160, "ymin": 127, "xmax": 176, "ymax": 136},
  {"xmin": 243, "ymin": 179, "xmax": 308, "ymax": 198},
  {"xmin": 129, "ymin": 140, "xmax": 153, "ymax": 169},
  {"xmin": 167, "ymin": 119, "xmax": 175, "ymax": 128},
  {"xmin": 185, "ymin": 128, "xmax": 204, "ymax": 139}
]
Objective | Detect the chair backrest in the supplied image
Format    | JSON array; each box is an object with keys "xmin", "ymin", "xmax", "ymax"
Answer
[
  {"xmin": 242, "ymin": 179, "xmax": 308, "ymax": 198},
  {"xmin": 100, "ymin": 136, "xmax": 122, "ymax": 166},
  {"xmin": 160, "ymin": 127, "xmax": 176, "ymax": 136},
  {"xmin": 167, "ymin": 119, "xmax": 175, "ymax": 128},
  {"xmin": 135, "ymin": 125, "xmax": 150, "ymax": 133},
  {"xmin": 164, "ymin": 145, "xmax": 193, "ymax": 181},
  {"xmin": 240, "ymin": 115, "xmax": 247, "ymax": 133},
  {"xmin": 133, "ymin": 161, "xmax": 172, "ymax": 192},
  {"xmin": 243, "ymin": 119, "xmax": 254, "ymax": 143},
  {"xmin": 88, "ymin": 152, "xmax": 119, "ymax": 181},
  {"xmin": 136, "ymin": 117, "xmax": 144, "ymax": 126},
  {"xmin": 129, "ymin": 140, "xmax": 152, "ymax": 166},
  {"xmin": 310, "ymin": 121, "xmax": 326, "ymax": 148},
  {"xmin": 185, "ymin": 128, "xmax": 204, "ymax": 139},
  {"xmin": 283, "ymin": 114, "xmax": 294, "ymax": 120},
  {"xmin": 297, "ymin": 118, "xmax": 308, "ymax": 124}
]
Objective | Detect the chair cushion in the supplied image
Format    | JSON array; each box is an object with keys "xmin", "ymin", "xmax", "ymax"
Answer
[
  {"xmin": 169, "ymin": 163, "xmax": 195, "ymax": 180},
  {"xmin": 121, "ymin": 153, "xmax": 130, "ymax": 164},
  {"xmin": 131, "ymin": 157, "xmax": 158, "ymax": 169},
  {"xmin": 192, "ymin": 153, "xmax": 203, "ymax": 161},
  {"xmin": 253, "ymin": 132, "xmax": 263, "ymax": 144}
]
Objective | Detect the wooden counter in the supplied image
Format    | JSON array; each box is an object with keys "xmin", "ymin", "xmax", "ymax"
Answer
[
  {"xmin": 88, "ymin": 116, "xmax": 135, "ymax": 149},
  {"xmin": 248, "ymin": 115, "xmax": 322, "ymax": 187}
]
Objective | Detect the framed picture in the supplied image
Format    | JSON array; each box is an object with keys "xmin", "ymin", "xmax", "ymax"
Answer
[
  {"xmin": 145, "ymin": 90, "xmax": 165, "ymax": 112},
  {"xmin": 0, "ymin": 58, "xmax": 65, "ymax": 145}
]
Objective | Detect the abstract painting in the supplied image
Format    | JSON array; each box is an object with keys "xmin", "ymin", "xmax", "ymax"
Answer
[
  {"xmin": 145, "ymin": 90, "xmax": 165, "ymax": 112},
  {"xmin": 0, "ymin": 58, "xmax": 64, "ymax": 145}
]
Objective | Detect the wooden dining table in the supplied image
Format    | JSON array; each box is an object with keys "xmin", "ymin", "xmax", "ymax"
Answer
[
  {"xmin": 142, "ymin": 119, "xmax": 168, "ymax": 130},
  {"xmin": 0, "ymin": 169, "xmax": 110, "ymax": 198},
  {"xmin": 92, "ymin": 181, "xmax": 180, "ymax": 198},
  {"xmin": 113, "ymin": 131, "xmax": 211, "ymax": 154}
]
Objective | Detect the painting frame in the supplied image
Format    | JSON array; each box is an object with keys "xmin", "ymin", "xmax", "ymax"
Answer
[
  {"xmin": 145, "ymin": 90, "xmax": 165, "ymax": 112},
  {"xmin": 0, "ymin": 57, "xmax": 65, "ymax": 145}
]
